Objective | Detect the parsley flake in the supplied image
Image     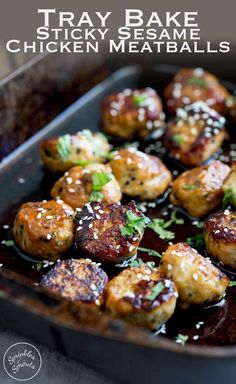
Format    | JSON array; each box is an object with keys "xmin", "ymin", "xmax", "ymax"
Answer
[
  {"xmin": 175, "ymin": 334, "xmax": 189, "ymax": 346},
  {"xmin": 57, "ymin": 134, "xmax": 71, "ymax": 161},
  {"xmin": 229, "ymin": 281, "xmax": 236, "ymax": 287},
  {"xmin": 1, "ymin": 240, "xmax": 14, "ymax": 247},
  {"xmin": 222, "ymin": 188, "xmax": 236, "ymax": 209},
  {"xmin": 183, "ymin": 184, "xmax": 198, "ymax": 191},
  {"xmin": 138, "ymin": 247, "xmax": 162, "ymax": 259},
  {"xmin": 146, "ymin": 282, "xmax": 165, "ymax": 301},
  {"xmin": 187, "ymin": 76, "xmax": 207, "ymax": 88},
  {"xmin": 89, "ymin": 172, "xmax": 113, "ymax": 202},
  {"xmin": 148, "ymin": 211, "xmax": 184, "ymax": 241},
  {"xmin": 133, "ymin": 94, "xmax": 148, "ymax": 106},
  {"xmin": 186, "ymin": 233, "xmax": 205, "ymax": 248},
  {"xmin": 172, "ymin": 134, "xmax": 184, "ymax": 145},
  {"xmin": 121, "ymin": 210, "xmax": 150, "ymax": 237}
]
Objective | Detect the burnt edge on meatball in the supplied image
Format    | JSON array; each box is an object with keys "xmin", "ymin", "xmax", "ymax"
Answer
[{"xmin": 204, "ymin": 210, "xmax": 236, "ymax": 243}]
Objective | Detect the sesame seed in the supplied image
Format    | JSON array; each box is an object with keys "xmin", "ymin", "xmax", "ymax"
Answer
[
  {"xmin": 18, "ymin": 178, "xmax": 25, "ymax": 184},
  {"xmin": 193, "ymin": 335, "xmax": 199, "ymax": 341}
]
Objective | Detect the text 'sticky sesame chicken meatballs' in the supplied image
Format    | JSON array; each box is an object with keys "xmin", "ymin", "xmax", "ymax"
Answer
[
  {"xmin": 204, "ymin": 210, "xmax": 236, "ymax": 269},
  {"xmin": 51, "ymin": 163, "xmax": 122, "ymax": 209},
  {"xmin": 109, "ymin": 148, "xmax": 172, "ymax": 200},
  {"xmin": 159, "ymin": 243, "xmax": 229, "ymax": 307},
  {"xmin": 164, "ymin": 67, "xmax": 229, "ymax": 115},
  {"xmin": 106, "ymin": 266, "xmax": 178, "ymax": 330},
  {"xmin": 102, "ymin": 88, "xmax": 165, "ymax": 140},
  {"xmin": 75, "ymin": 201, "xmax": 149, "ymax": 263},
  {"xmin": 13, "ymin": 200, "xmax": 74, "ymax": 261},
  {"xmin": 40, "ymin": 130, "xmax": 110, "ymax": 173},
  {"xmin": 41, "ymin": 259, "xmax": 108, "ymax": 308},
  {"xmin": 170, "ymin": 160, "xmax": 231, "ymax": 218},
  {"xmin": 222, "ymin": 162, "xmax": 236, "ymax": 207},
  {"xmin": 164, "ymin": 102, "xmax": 226, "ymax": 167}
]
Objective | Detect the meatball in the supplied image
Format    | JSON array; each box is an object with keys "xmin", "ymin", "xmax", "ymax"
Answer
[
  {"xmin": 51, "ymin": 163, "xmax": 122, "ymax": 209},
  {"xmin": 106, "ymin": 266, "xmax": 178, "ymax": 330},
  {"xmin": 159, "ymin": 242, "xmax": 229, "ymax": 306},
  {"xmin": 102, "ymin": 88, "xmax": 165, "ymax": 139},
  {"xmin": 109, "ymin": 148, "xmax": 172, "ymax": 200},
  {"xmin": 41, "ymin": 258, "xmax": 108, "ymax": 308},
  {"xmin": 164, "ymin": 67, "xmax": 229, "ymax": 115},
  {"xmin": 170, "ymin": 160, "xmax": 230, "ymax": 217},
  {"xmin": 74, "ymin": 201, "xmax": 149, "ymax": 263},
  {"xmin": 204, "ymin": 211, "xmax": 236, "ymax": 269},
  {"xmin": 164, "ymin": 102, "xmax": 226, "ymax": 167},
  {"xmin": 222, "ymin": 162, "xmax": 236, "ymax": 207},
  {"xmin": 40, "ymin": 130, "xmax": 110, "ymax": 173},
  {"xmin": 13, "ymin": 200, "xmax": 74, "ymax": 261}
]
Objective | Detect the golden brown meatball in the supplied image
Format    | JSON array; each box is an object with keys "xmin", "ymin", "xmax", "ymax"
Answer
[
  {"xmin": 40, "ymin": 130, "xmax": 110, "ymax": 173},
  {"xmin": 222, "ymin": 162, "xmax": 236, "ymax": 207},
  {"xmin": 164, "ymin": 68, "xmax": 229, "ymax": 115},
  {"xmin": 13, "ymin": 200, "xmax": 74, "ymax": 261},
  {"xmin": 41, "ymin": 258, "xmax": 108, "ymax": 309},
  {"xmin": 164, "ymin": 102, "xmax": 226, "ymax": 167},
  {"xmin": 106, "ymin": 266, "xmax": 178, "ymax": 330},
  {"xmin": 170, "ymin": 160, "xmax": 230, "ymax": 218},
  {"xmin": 102, "ymin": 88, "xmax": 165, "ymax": 139},
  {"xmin": 74, "ymin": 201, "xmax": 149, "ymax": 263},
  {"xmin": 204, "ymin": 211, "xmax": 236, "ymax": 269},
  {"xmin": 109, "ymin": 148, "xmax": 172, "ymax": 200},
  {"xmin": 51, "ymin": 163, "xmax": 122, "ymax": 209},
  {"xmin": 159, "ymin": 242, "xmax": 229, "ymax": 306}
]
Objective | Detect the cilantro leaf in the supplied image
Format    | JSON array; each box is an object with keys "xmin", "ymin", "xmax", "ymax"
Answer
[
  {"xmin": 222, "ymin": 188, "xmax": 236, "ymax": 209},
  {"xmin": 229, "ymin": 281, "xmax": 236, "ymax": 287},
  {"xmin": 186, "ymin": 233, "xmax": 205, "ymax": 248},
  {"xmin": 121, "ymin": 210, "xmax": 150, "ymax": 237},
  {"xmin": 57, "ymin": 134, "xmax": 71, "ymax": 161},
  {"xmin": 172, "ymin": 134, "xmax": 184, "ymax": 145},
  {"xmin": 187, "ymin": 76, "xmax": 207, "ymax": 88},
  {"xmin": 133, "ymin": 94, "xmax": 148, "ymax": 106},
  {"xmin": 146, "ymin": 282, "xmax": 165, "ymax": 301},
  {"xmin": 89, "ymin": 172, "xmax": 113, "ymax": 202},
  {"xmin": 1, "ymin": 240, "xmax": 14, "ymax": 247},
  {"xmin": 147, "ymin": 210, "xmax": 184, "ymax": 241},
  {"xmin": 138, "ymin": 247, "xmax": 162, "ymax": 259},
  {"xmin": 72, "ymin": 159, "xmax": 91, "ymax": 166},
  {"xmin": 89, "ymin": 190, "xmax": 104, "ymax": 202},
  {"xmin": 35, "ymin": 263, "xmax": 43, "ymax": 272},
  {"xmin": 175, "ymin": 334, "xmax": 189, "ymax": 346}
]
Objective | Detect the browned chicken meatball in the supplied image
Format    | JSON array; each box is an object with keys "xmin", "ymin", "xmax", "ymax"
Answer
[
  {"xmin": 164, "ymin": 68, "xmax": 229, "ymax": 115},
  {"xmin": 106, "ymin": 266, "xmax": 178, "ymax": 330},
  {"xmin": 74, "ymin": 201, "xmax": 149, "ymax": 263},
  {"xmin": 13, "ymin": 200, "xmax": 74, "ymax": 261},
  {"xmin": 51, "ymin": 163, "xmax": 122, "ymax": 209},
  {"xmin": 222, "ymin": 162, "xmax": 236, "ymax": 207},
  {"xmin": 164, "ymin": 102, "xmax": 226, "ymax": 167},
  {"xmin": 109, "ymin": 148, "xmax": 172, "ymax": 200},
  {"xmin": 159, "ymin": 242, "xmax": 229, "ymax": 306},
  {"xmin": 170, "ymin": 160, "xmax": 230, "ymax": 217},
  {"xmin": 204, "ymin": 210, "xmax": 236, "ymax": 269},
  {"xmin": 102, "ymin": 88, "xmax": 165, "ymax": 139},
  {"xmin": 40, "ymin": 130, "xmax": 110, "ymax": 173},
  {"xmin": 41, "ymin": 258, "xmax": 108, "ymax": 308}
]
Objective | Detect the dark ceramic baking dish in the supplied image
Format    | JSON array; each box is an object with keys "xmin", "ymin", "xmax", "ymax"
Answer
[{"xmin": 0, "ymin": 65, "xmax": 236, "ymax": 384}]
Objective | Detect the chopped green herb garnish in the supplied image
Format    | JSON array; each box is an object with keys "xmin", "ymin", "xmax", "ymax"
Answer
[
  {"xmin": 183, "ymin": 184, "xmax": 198, "ymax": 191},
  {"xmin": 146, "ymin": 282, "xmax": 165, "ymax": 301},
  {"xmin": 121, "ymin": 210, "xmax": 150, "ymax": 237},
  {"xmin": 175, "ymin": 334, "xmax": 189, "ymax": 346},
  {"xmin": 172, "ymin": 134, "xmax": 184, "ymax": 145},
  {"xmin": 229, "ymin": 281, "xmax": 236, "ymax": 287},
  {"xmin": 115, "ymin": 256, "xmax": 155, "ymax": 269},
  {"xmin": 72, "ymin": 159, "xmax": 91, "ymax": 166},
  {"xmin": 89, "ymin": 172, "xmax": 113, "ymax": 202},
  {"xmin": 138, "ymin": 247, "xmax": 162, "ymax": 258},
  {"xmin": 187, "ymin": 76, "xmax": 207, "ymax": 88},
  {"xmin": 186, "ymin": 233, "xmax": 205, "ymax": 248},
  {"xmin": 35, "ymin": 263, "xmax": 43, "ymax": 272},
  {"xmin": 57, "ymin": 134, "xmax": 71, "ymax": 161},
  {"xmin": 148, "ymin": 210, "xmax": 184, "ymax": 241},
  {"xmin": 133, "ymin": 94, "xmax": 148, "ymax": 106},
  {"xmin": 193, "ymin": 221, "xmax": 204, "ymax": 229},
  {"xmin": 222, "ymin": 188, "xmax": 236, "ymax": 209},
  {"xmin": 1, "ymin": 240, "xmax": 14, "ymax": 247}
]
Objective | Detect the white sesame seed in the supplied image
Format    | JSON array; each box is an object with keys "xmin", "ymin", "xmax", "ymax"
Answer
[{"xmin": 18, "ymin": 178, "xmax": 25, "ymax": 184}]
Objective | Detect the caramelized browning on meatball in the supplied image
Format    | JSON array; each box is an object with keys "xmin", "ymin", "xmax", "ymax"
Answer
[
  {"xmin": 51, "ymin": 163, "xmax": 122, "ymax": 209},
  {"xmin": 222, "ymin": 162, "xmax": 236, "ymax": 207},
  {"xmin": 170, "ymin": 160, "xmax": 230, "ymax": 217},
  {"xmin": 106, "ymin": 266, "xmax": 178, "ymax": 330},
  {"xmin": 204, "ymin": 210, "xmax": 236, "ymax": 269},
  {"xmin": 102, "ymin": 88, "xmax": 165, "ymax": 139},
  {"xmin": 13, "ymin": 200, "xmax": 74, "ymax": 261},
  {"xmin": 159, "ymin": 242, "xmax": 229, "ymax": 306},
  {"xmin": 41, "ymin": 258, "xmax": 108, "ymax": 308},
  {"xmin": 109, "ymin": 148, "xmax": 172, "ymax": 200},
  {"xmin": 74, "ymin": 201, "xmax": 149, "ymax": 263},
  {"xmin": 164, "ymin": 102, "xmax": 226, "ymax": 167},
  {"xmin": 164, "ymin": 68, "xmax": 229, "ymax": 115},
  {"xmin": 40, "ymin": 130, "xmax": 110, "ymax": 173}
]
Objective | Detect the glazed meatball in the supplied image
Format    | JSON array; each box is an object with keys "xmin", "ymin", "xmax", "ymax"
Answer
[
  {"xmin": 170, "ymin": 160, "xmax": 230, "ymax": 218},
  {"xmin": 159, "ymin": 242, "xmax": 229, "ymax": 306},
  {"xmin": 74, "ymin": 201, "xmax": 149, "ymax": 263},
  {"xmin": 164, "ymin": 67, "xmax": 229, "ymax": 115},
  {"xmin": 106, "ymin": 266, "xmax": 178, "ymax": 330},
  {"xmin": 204, "ymin": 211, "xmax": 236, "ymax": 269},
  {"xmin": 102, "ymin": 88, "xmax": 165, "ymax": 139},
  {"xmin": 40, "ymin": 130, "xmax": 110, "ymax": 173},
  {"xmin": 109, "ymin": 148, "xmax": 172, "ymax": 200},
  {"xmin": 41, "ymin": 258, "xmax": 108, "ymax": 308},
  {"xmin": 51, "ymin": 163, "xmax": 122, "ymax": 209},
  {"xmin": 164, "ymin": 102, "xmax": 226, "ymax": 167},
  {"xmin": 222, "ymin": 162, "xmax": 236, "ymax": 207},
  {"xmin": 13, "ymin": 200, "xmax": 74, "ymax": 261}
]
